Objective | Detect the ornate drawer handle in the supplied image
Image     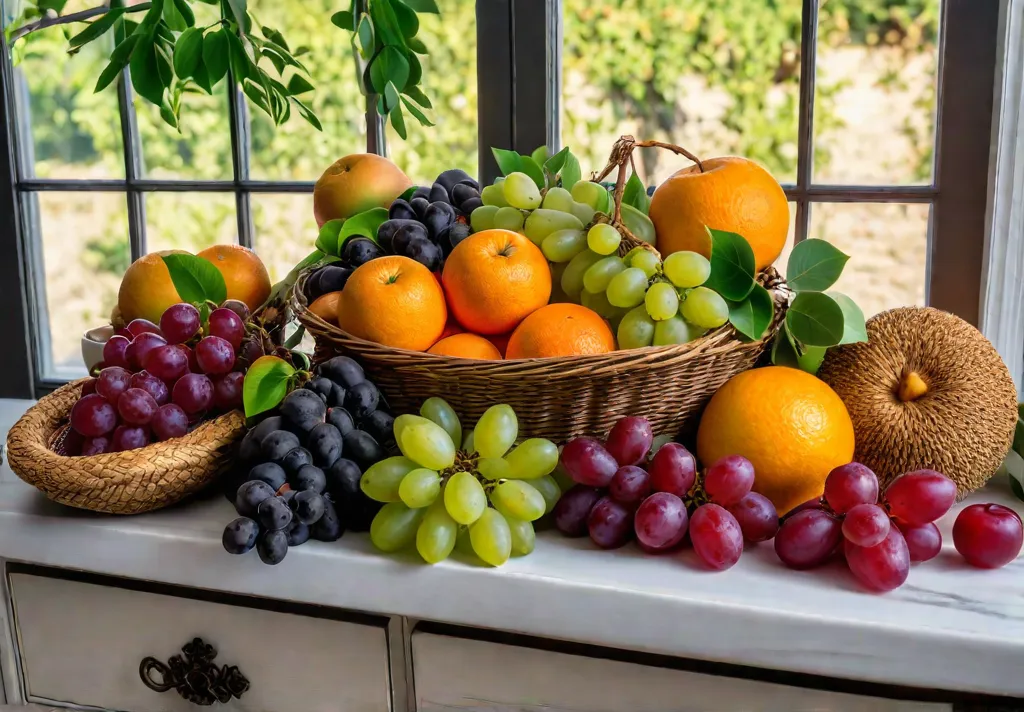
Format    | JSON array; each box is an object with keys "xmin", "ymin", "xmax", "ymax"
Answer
[{"xmin": 139, "ymin": 637, "xmax": 249, "ymax": 706}]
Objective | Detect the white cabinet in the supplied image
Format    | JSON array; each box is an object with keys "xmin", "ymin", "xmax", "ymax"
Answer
[
  {"xmin": 410, "ymin": 633, "xmax": 951, "ymax": 712},
  {"xmin": 10, "ymin": 573, "xmax": 392, "ymax": 712}
]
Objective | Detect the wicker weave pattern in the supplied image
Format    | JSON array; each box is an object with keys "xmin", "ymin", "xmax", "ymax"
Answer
[{"xmin": 6, "ymin": 381, "xmax": 246, "ymax": 514}]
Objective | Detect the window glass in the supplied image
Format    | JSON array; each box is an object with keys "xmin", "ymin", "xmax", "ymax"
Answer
[
  {"xmin": 252, "ymin": 194, "xmax": 319, "ymax": 283},
  {"xmin": 145, "ymin": 193, "xmax": 238, "ymax": 254}
]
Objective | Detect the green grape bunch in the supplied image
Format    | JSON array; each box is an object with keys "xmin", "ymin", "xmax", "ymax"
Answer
[{"xmin": 360, "ymin": 398, "xmax": 562, "ymax": 567}]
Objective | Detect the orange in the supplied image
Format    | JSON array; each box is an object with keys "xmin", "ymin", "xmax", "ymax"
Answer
[
  {"xmin": 117, "ymin": 249, "xmax": 189, "ymax": 324},
  {"xmin": 649, "ymin": 157, "xmax": 789, "ymax": 271},
  {"xmin": 309, "ymin": 291, "xmax": 342, "ymax": 324},
  {"xmin": 438, "ymin": 318, "xmax": 464, "ymax": 340},
  {"xmin": 197, "ymin": 244, "xmax": 272, "ymax": 312},
  {"xmin": 442, "ymin": 230, "xmax": 551, "ymax": 335},
  {"xmin": 428, "ymin": 333, "xmax": 502, "ymax": 360},
  {"xmin": 313, "ymin": 154, "xmax": 412, "ymax": 227},
  {"xmin": 338, "ymin": 255, "xmax": 447, "ymax": 351},
  {"xmin": 506, "ymin": 304, "xmax": 615, "ymax": 359},
  {"xmin": 486, "ymin": 332, "xmax": 512, "ymax": 357},
  {"xmin": 696, "ymin": 366, "xmax": 855, "ymax": 515}
]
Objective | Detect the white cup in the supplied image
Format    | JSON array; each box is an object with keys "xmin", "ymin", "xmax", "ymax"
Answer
[{"xmin": 81, "ymin": 325, "xmax": 115, "ymax": 372}]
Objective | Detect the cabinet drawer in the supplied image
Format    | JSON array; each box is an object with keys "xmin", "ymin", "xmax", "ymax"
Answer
[
  {"xmin": 411, "ymin": 633, "xmax": 949, "ymax": 712},
  {"xmin": 10, "ymin": 573, "xmax": 391, "ymax": 712}
]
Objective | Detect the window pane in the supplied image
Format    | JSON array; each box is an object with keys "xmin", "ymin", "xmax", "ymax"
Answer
[
  {"xmin": 808, "ymin": 202, "xmax": 930, "ymax": 317},
  {"xmin": 562, "ymin": 1, "xmax": 802, "ymax": 185},
  {"xmin": 813, "ymin": 1, "xmax": 940, "ymax": 185},
  {"xmin": 776, "ymin": 201, "xmax": 800, "ymax": 273},
  {"xmin": 145, "ymin": 193, "xmax": 238, "ymax": 254},
  {"xmin": 252, "ymin": 194, "xmax": 318, "ymax": 284},
  {"xmin": 387, "ymin": 0, "xmax": 479, "ymax": 184},
  {"xmin": 27, "ymin": 192, "xmax": 129, "ymax": 378},
  {"xmin": 247, "ymin": 0, "xmax": 366, "ymax": 181}
]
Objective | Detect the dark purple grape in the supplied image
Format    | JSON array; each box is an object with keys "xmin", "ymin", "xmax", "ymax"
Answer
[
  {"xmin": 262, "ymin": 430, "xmax": 302, "ymax": 462},
  {"xmin": 257, "ymin": 495, "xmax": 293, "ymax": 531},
  {"xmin": 304, "ymin": 376, "xmax": 334, "ymax": 402},
  {"xmin": 81, "ymin": 436, "xmax": 111, "ymax": 456},
  {"xmin": 219, "ymin": 299, "xmax": 251, "ymax": 323},
  {"xmin": 342, "ymin": 430, "xmax": 383, "ymax": 470},
  {"xmin": 393, "ymin": 223, "xmax": 431, "ymax": 255},
  {"xmin": 410, "ymin": 197, "xmax": 430, "ymax": 219},
  {"xmin": 290, "ymin": 489, "xmax": 326, "ymax": 525},
  {"xmin": 553, "ymin": 485, "xmax": 603, "ymax": 537},
  {"xmin": 143, "ymin": 344, "xmax": 189, "ymax": 382},
  {"xmin": 294, "ymin": 463, "xmax": 327, "ymax": 493},
  {"xmin": 587, "ymin": 496, "xmax": 634, "ymax": 549},
  {"xmin": 317, "ymin": 265, "xmax": 353, "ymax": 294},
  {"xmin": 307, "ymin": 423, "xmax": 343, "ymax": 468},
  {"xmin": 257, "ymin": 529, "xmax": 288, "ymax": 565},
  {"xmin": 209, "ymin": 308, "xmax": 246, "ymax": 350},
  {"xmin": 111, "ymin": 424, "xmax": 150, "ymax": 451},
  {"xmin": 452, "ymin": 183, "xmax": 480, "ymax": 207},
  {"xmin": 327, "ymin": 407, "xmax": 356, "ymax": 436},
  {"xmin": 344, "ymin": 381, "xmax": 379, "ymax": 420},
  {"xmin": 252, "ymin": 416, "xmax": 285, "ymax": 444},
  {"xmin": 459, "ymin": 197, "xmax": 483, "ymax": 214},
  {"xmin": 423, "ymin": 201, "xmax": 456, "ymax": 240},
  {"xmin": 212, "ymin": 372, "xmax": 244, "ymax": 411},
  {"xmin": 360, "ymin": 410, "xmax": 395, "ymax": 447},
  {"xmin": 96, "ymin": 366, "xmax": 133, "ymax": 404},
  {"xmin": 172, "ymin": 373, "xmax": 214, "ymax": 414},
  {"xmin": 286, "ymin": 519, "xmax": 311, "ymax": 546},
  {"xmin": 311, "ymin": 496, "xmax": 344, "ymax": 541},
  {"xmin": 446, "ymin": 223, "xmax": 472, "ymax": 252},
  {"xmin": 280, "ymin": 447, "xmax": 314, "ymax": 477},
  {"xmin": 342, "ymin": 237, "xmax": 384, "ymax": 267},
  {"xmin": 130, "ymin": 371, "xmax": 169, "ymax": 406},
  {"xmin": 412, "ymin": 186, "xmax": 431, "ymax": 201},
  {"xmin": 71, "ymin": 394, "xmax": 118, "ymax": 437},
  {"xmin": 249, "ymin": 462, "xmax": 287, "ymax": 490},
  {"xmin": 326, "ymin": 458, "xmax": 362, "ymax": 498},
  {"xmin": 428, "ymin": 182, "xmax": 449, "ymax": 204},
  {"xmin": 152, "ymin": 403, "xmax": 189, "ymax": 440},
  {"xmin": 388, "ymin": 199, "xmax": 418, "ymax": 222},
  {"xmin": 318, "ymin": 356, "xmax": 365, "ymax": 387},
  {"xmin": 196, "ymin": 336, "xmax": 236, "ymax": 375},
  {"xmin": 436, "ymin": 169, "xmax": 476, "ymax": 196},
  {"xmin": 160, "ymin": 303, "xmax": 201, "ymax": 344},
  {"xmin": 404, "ymin": 238, "xmax": 443, "ymax": 271},
  {"xmin": 118, "ymin": 387, "xmax": 158, "ymax": 425},
  {"xmin": 281, "ymin": 388, "xmax": 327, "ymax": 433},
  {"xmin": 223, "ymin": 517, "xmax": 260, "ymax": 555},
  {"xmin": 235, "ymin": 479, "xmax": 276, "ymax": 517}
]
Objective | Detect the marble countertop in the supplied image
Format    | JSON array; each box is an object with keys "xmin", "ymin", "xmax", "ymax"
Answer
[{"xmin": 0, "ymin": 399, "xmax": 1021, "ymax": 698}]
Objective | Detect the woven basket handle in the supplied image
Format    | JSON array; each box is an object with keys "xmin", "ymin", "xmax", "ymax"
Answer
[{"xmin": 592, "ymin": 136, "xmax": 705, "ymax": 258}]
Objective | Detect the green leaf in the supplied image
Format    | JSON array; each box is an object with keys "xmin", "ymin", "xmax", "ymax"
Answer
[
  {"xmin": 392, "ymin": 0, "xmax": 419, "ymax": 38},
  {"xmin": 161, "ymin": 253, "xmax": 227, "ymax": 305},
  {"xmin": 531, "ymin": 146, "xmax": 549, "ymax": 165},
  {"xmin": 398, "ymin": 186, "xmax": 417, "ymax": 201},
  {"xmin": 129, "ymin": 31, "xmax": 166, "ymax": 105},
  {"xmin": 771, "ymin": 323, "xmax": 826, "ymax": 374},
  {"xmin": 370, "ymin": 45, "xmax": 410, "ymax": 93},
  {"xmin": 384, "ymin": 80, "xmax": 401, "ymax": 112},
  {"xmin": 174, "ymin": 0, "xmax": 195, "ymax": 26},
  {"xmin": 399, "ymin": 0, "xmax": 440, "ymax": 12},
  {"xmin": 544, "ymin": 146, "xmax": 568, "ymax": 175},
  {"xmin": 827, "ymin": 292, "xmax": 868, "ymax": 345},
  {"xmin": 560, "ymin": 151, "xmax": 581, "ymax": 191},
  {"xmin": 243, "ymin": 356, "xmax": 296, "ymax": 418},
  {"xmin": 69, "ymin": 7, "xmax": 126, "ymax": 48},
  {"xmin": 331, "ymin": 10, "xmax": 355, "ymax": 30},
  {"xmin": 339, "ymin": 208, "xmax": 389, "ymax": 246},
  {"xmin": 786, "ymin": 292, "xmax": 845, "ymax": 347},
  {"xmin": 287, "ymin": 74, "xmax": 315, "ymax": 95},
  {"xmin": 202, "ymin": 28, "xmax": 229, "ymax": 85},
  {"xmin": 727, "ymin": 283, "xmax": 774, "ymax": 341},
  {"xmin": 356, "ymin": 14, "xmax": 374, "ymax": 59},
  {"xmin": 226, "ymin": 32, "xmax": 252, "ymax": 83},
  {"xmin": 401, "ymin": 96, "xmax": 433, "ymax": 126},
  {"xmin": 162, "ymin": 0, "xmax": 187, "ymax": 31},
  {"xmin": 406, "ymin": 50, "xmax": 422, "ymax": 86},
  {"xmin": 786, "ymin": 238, "xmax": 850, "ymax": 292},
  {"xmin": 390, "ymin": 100, "xmax": 408, "ymax": 139},
  {"xmin": 260, "ymin": 25, "xmax": 288, "ymax": 50},
  {"xmin": 225, "ymin": 0, "xmax": 250, "ymax": 33},
  {"xmin": 406, "ymin": 36, "xmax": 428, "ymax": 54},
  {"xmin": 243, "ymin": 79, "xmax": 271, "ymax": 116},
  {"xmin": 623, "ymin": 172, "xmax": 650, "ymax": 215},
  {"xmin": 173, "ymin": 27, "xmax": 203, "ymax": 79},
  {"xmin": 315, "ymin": 219, "xmax": 346, "ymax": 256},
  {"xmin": 154, "ymin": 41, "xmax": 174, "ymax": 87},
  {"xmin": 704, "ymin": 227, "xmax": 757, "ymax": 301},
  {"xmin": 370, "ymin": 0, "xmax": 405, "ymax": 46},
  {"xmin": 1013, "ymin": 410, "xmax": 1024, "ymax": 455},
  {"xmin": 491, "ymin": 147, "xmax": 521, "ymax": 176},
  {"xmin": 159, "ymin": 99, "xmax": 179, "ymax": 129},
  {"xmin": 94, "ymin": 34, "xmax": 139, "ymax": 92},
  {"xmin": 403, "ymin": 84, "xmax": 431, "ymax": 108},
  {"xmin": 519, "ymin": 155, "xmax": 545, "ymax": 190}
]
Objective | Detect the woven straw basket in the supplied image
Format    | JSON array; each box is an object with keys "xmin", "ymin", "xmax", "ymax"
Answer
[{"xmin": 5, "ymin": 380, "xmax": 246, "ymax": 514}]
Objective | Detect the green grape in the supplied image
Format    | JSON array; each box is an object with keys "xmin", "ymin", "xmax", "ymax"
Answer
[
  {"xmin": 630, "ymin": 249, "xmax": 661, "ymax": 278},
  {"xmin": 580, "ymin": 288, "xmax": 626, "ymax": 320},
  {"xmin": 620, "ymin": 203, "xmax": 656, "ymax": 244},
  {"xmin": 502, "ymin": 172, "xmax": 542, "ymax": 210},
  {"xmin": 663, "ymin": 251, "xmax": 711, "ymax": 288},
  {"xmin": 586, "ymin": 223, "xmax": 622, "ymax": 256},
  {"xmin": 398, "ymin": 416, "xmax": 456, "ymax": 470},
  {"xmin": 369, "ymin": 502, "xmax": 424, "ymax": 552},
  {"xmin": 644, "ymin": 281, "xmax": 680, "ymax": 321},
  {"xmin": 490, "ymin": 480, "xmax": 546, "ymax": 521},
  {"xmin": 504, "ymin": 438, "xmax": 559, "ymax": 479},
  {"xmin": 582, "ymin": 256, "xmax": 626, "ymax": 294},
  {"xmin": 469, "ymin": 508, "xmax": 512, "ymax": 567},
  {"xmin": 477, "ymin": 457, "xmax": 513, "ymax": 481},
  {"xmin": 481, "ymin": 183, "xmax": 509, "ymax": 208},
  {"xmin": 606, "ymin": 267, "xmax": 649, "ymax": 308},
  {"xmin": 541, "ymin": 186, "xmax": 574, "ymax": 213},
  {"xmin": 470, "ymin": 205, "xmax": 499, "ymax": 233},
  {"xmin": 444, "ymin": 471, "xmax": 487, "ymax": 525},
  {"xmin": 462, "ymin": 429, "xmax": 475, "ymax": 453},
  {"xmin": 523, "ymin": 209, "xmax": 584, "ymax": 245},
  {"xmin": 653, "ymin": 315, "xmax": 703, "ymax": 346},
  {"xmin": 561, "ymin": 250, "xmax": 604, "ymax": 299},
  {"xmin": 680, "ymin": 286, "xmax": 730, "ymax": 329},
  {"xmin": 507, "ymin": 517, "xmax": 536, "ymax": 557},
  {"xmin": 454, "ymin": 525, "xmax": 475, "ymax": 558},
  {"xmin": 419, "ymin": 397, "xmax": 462, "ymax": 451},
  {"xmin": 617, "ymin": 305, "xmax": 656, "ymax": 349},
  {"xmin": 551, "ymin": 460, "xmax": 574, "ymax": 492},
  {"xmin": 415, "ymin": 500, "xmax": 458, "ymax": 564},
  {"xmin": 398, "ymin": 468, "xmax": 441, "ymax": 509},
  {"xmin": 571, "ymin": 181, "xmax": 612, "ymax": 213},
  {"xmin": 531, "ymin": 475, "xmax": 561, "ymax": 514},
  {"xmin": 549, "ymin": 263, "xmax": 571, "ymax": 303},
  {"xmin": 474, "ymin": 404, "xmax": 518, "ymax": 458},
  {"xmin": 541, "ymin": 229, "xmax": 587, "ymax": 263},
  {"xmin": 494, "ymin": 206, "xmax": 526, "ymax": 232},
  {"xmin": 361, "ymin": 456, "xmax": 418, "ymax": 502},
  {"xmin": 571, "ymin": 201, "xmax": 597, "ymax": 225}
]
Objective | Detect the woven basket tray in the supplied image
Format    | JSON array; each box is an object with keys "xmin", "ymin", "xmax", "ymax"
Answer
[{"xmin": 5, "ymin": 380, "xmax": 246, "ymax": 515}]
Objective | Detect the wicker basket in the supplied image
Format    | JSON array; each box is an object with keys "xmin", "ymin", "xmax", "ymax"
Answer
[
  {"xmin": 5, "ymin": 380, "xmax": 246, "ymax": 514},
  {"xmin": 294, "ymin": 136, "xmax": 789, "ymax": 441}
]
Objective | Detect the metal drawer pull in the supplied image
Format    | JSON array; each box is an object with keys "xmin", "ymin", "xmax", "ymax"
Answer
[{"xmin": 139, "ymin": 637, "xmax": 249, "ymax": 706}]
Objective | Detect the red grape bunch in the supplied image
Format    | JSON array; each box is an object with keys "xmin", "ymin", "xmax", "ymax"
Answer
[
  {"xmin": 67, "ymin": 300, "xmax": 253, "ymax": 454},
  {"xmin": 553, "ymin": 416, "xmax": 779, "ymax": 571}
]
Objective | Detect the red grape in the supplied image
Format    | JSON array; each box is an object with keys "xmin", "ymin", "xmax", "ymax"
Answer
[
  {"xmin": 608, "ymin": 465, "xmax": 651, "ymax": 505},
  {"xmin": 70, "ymin": 393, "xmax": 118, "ymax": 437},
  {"xmin": 111, "ymin": 424, "xmax": 150, "ymax": 451},
  {"xmin": 587, "ymin": 496, "xmax": 634, "ymax": 549},
  {"xmin": 824, "ymin": 462, "xmax": 879, "ymax": 514},
  {"xmin": 689, "ymin": 503, "xmax": 744, "ymax": 571},
  {"xmin": 648, "ymin": 443, "xmax": 697, "ymax": 497},
  {"xmin": 159, "ymin": 303, "xmax": 201, "ymax": 344},
  {"xmin": 152, "ymin": 403, "xmax": 189, "ymax": 441},
  {"xmin": 102, "ymin": 335, "xmax": 131, "ymax": 369},
  {"xmin": 126, "ymin": 332, "xmax": 167, "ymax": 371},
  {"xmin": 80, "ymin": 436, "xmax": 111, "ymax": 456},
  {"xmin": 604, "ymin": 416, "xmax": 653, "ymax": 466},
  {"xmin": 143, "ymin": 344, "xmax": 189, "ymax": 382},
  {"xmin": 634, "ymin": 492, "xmax": 688, "ymax": 550},
  {"xmin": 130, "ymin": 371, "xmax": 169, "ymax": 405},
  {"xmin": 560, "ymin": 438, "xmax": 619, "ymax": 487},
  {"xmin": 842, "ymin": 503, "xmax": 890, "ymax": 548},
  {"xmin": 553, "ymin": 485, "xmax": 603, "ymax": 537},
  {"xmin": 95, "ymin": 366, "xmax": 132, "ymax": 404},
  {"xmin": 894, "ymin": 520, "xmax": 942, "ymax": 563},
  {"xmin": 952, "ymin": 503, "xmax": 1023, "ymax": 569},
  {"xmin": 784, "ymin": 497, "xmax": 826, "ymax": 520},
  {"xmin": 126, "ymin": 319, "xmax": 162, "ymax": 338},
  {"xmin": 213, "ymin": 372, "xmax": 245, "ymax": 411},
  {"xmin": 196, "ymin": 336, "xmax": 236, "ymax": 375},
  {"xmin": 845, "ymin": 527, "xmax": 910, "ymax": 592},
  {"xmin": 178, "ymin": 344, "xmax": 199, "ymax": 373},
  {"xmin": 774, "ymin": 509, "xmax": 842, "ymax": 570},
  {"xmin": 220, "ymin": 299, "xmax": 251, "ymax": 322},
  {"xmin": 704, "ymin": 454, "xmax": 755, "ymax": 506},
  {"xmin": 727, "ymin": 492, "xmax": 779, "ymax": 543},
  {"xmin": 172, "ymin": 373, "xmax": 214, "ymax": 414},
  {"xmin": 884, "ymin": 470, "xmax": 956, "ymax": 525},
  {"xmin": 117, "ymin": 387, "xmax": 158, "ymax": 425},
  {"xmin": 80, "ymin": 378, "xmax": 97, "ymax": 396},
  {"xmin": 209, "ymin": 307, "xmax": 246, "ymax": 350}
]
